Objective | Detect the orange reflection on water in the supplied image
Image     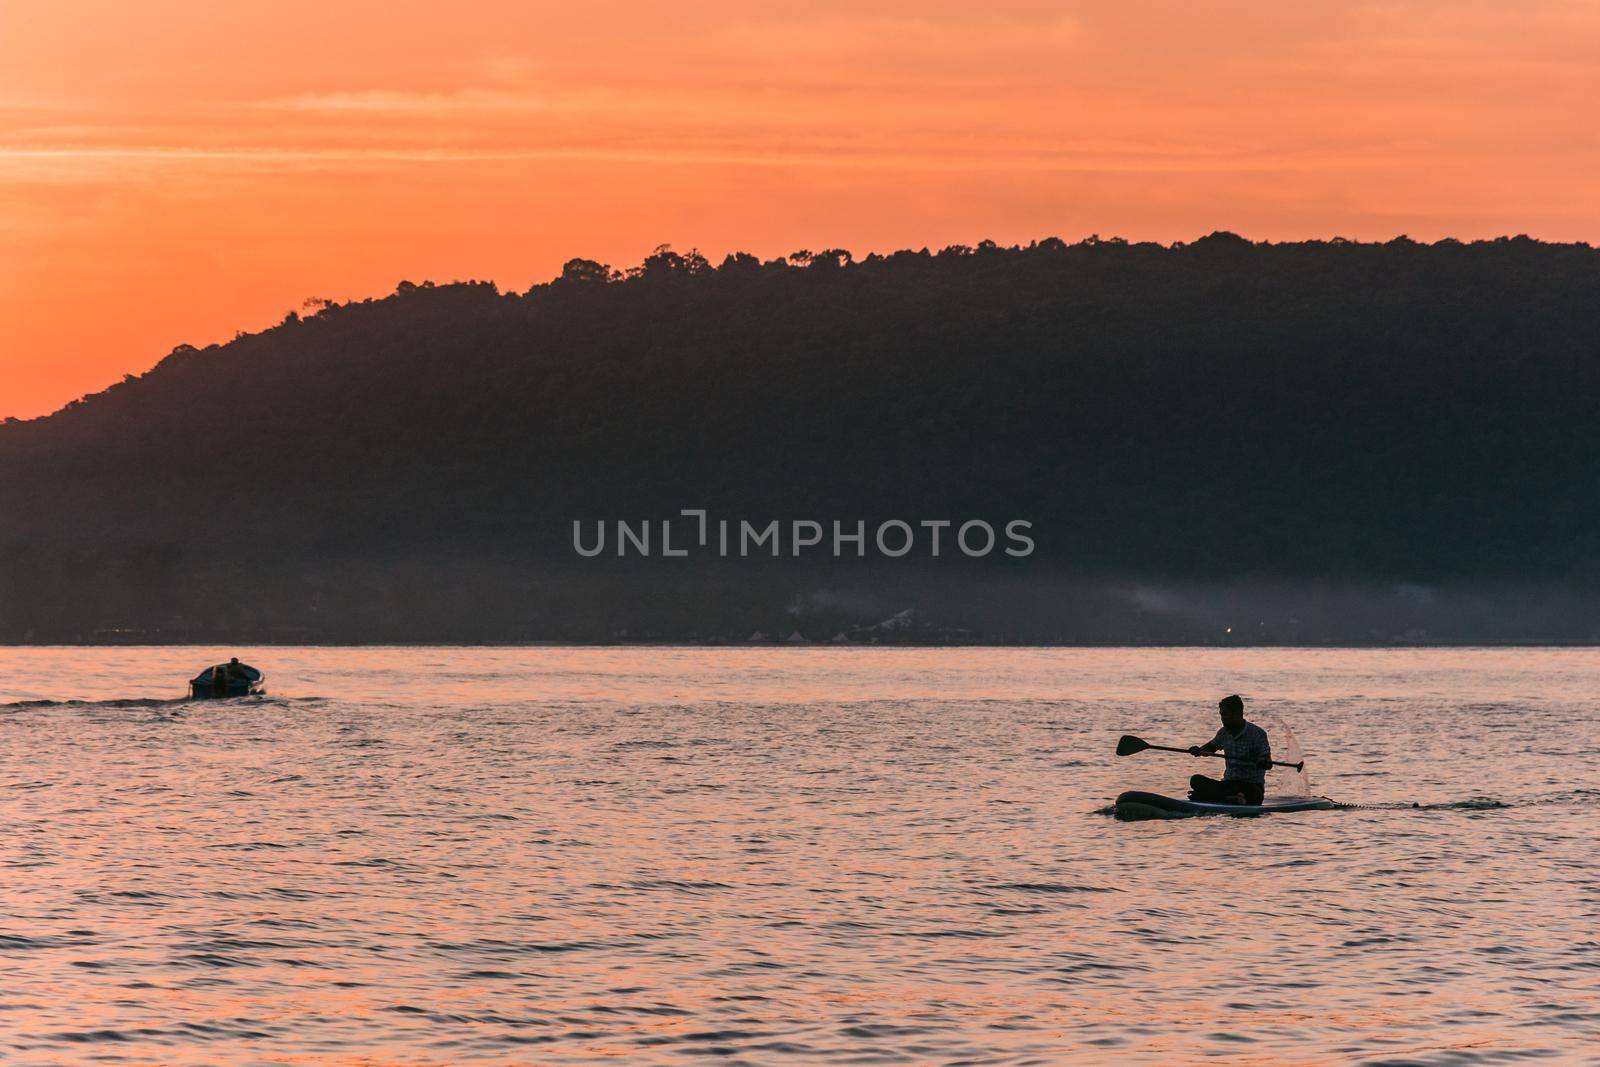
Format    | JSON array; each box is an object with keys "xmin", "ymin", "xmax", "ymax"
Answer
[{"xmin": 0, "ymin": 646, "xmax": 1596, "ymax": 1061}]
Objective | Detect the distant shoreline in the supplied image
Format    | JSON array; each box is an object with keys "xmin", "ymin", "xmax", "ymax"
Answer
[
  {"xmin": 6, "ymin": 640, "xmax": 1599, "ymax": 650},
  {"xmin": 8, "ymin": 237, "xmax": 1600, "ymax": 648}
]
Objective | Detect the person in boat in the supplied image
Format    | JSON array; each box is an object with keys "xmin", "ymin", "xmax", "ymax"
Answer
[
  {"xmin": 1188, "ymin": 694, "xmax": 1272, "ymax": 805},
  {"xmin": 211, "ymin": 657, "xmax": 247, "ymax": 696}
]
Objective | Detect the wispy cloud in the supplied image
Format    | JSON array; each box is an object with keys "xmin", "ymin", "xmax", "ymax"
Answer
[
  {"xmin": 0, "ymin": 140, "xmax": 1472, "ymax": 185},
  {"xmin": 261, "ymin": 88, "xmax": 618, "ymax": 115}
]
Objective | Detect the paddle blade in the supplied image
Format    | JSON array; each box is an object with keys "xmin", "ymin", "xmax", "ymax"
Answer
[{"xmin": 1115, "ymin": 735, "xmax": 1150, "ymax": 757}]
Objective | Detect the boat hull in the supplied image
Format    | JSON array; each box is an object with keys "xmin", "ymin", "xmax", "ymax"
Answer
[{"xmin": 187, "ymin": 664, "xmax": 266, "ymax": 699}]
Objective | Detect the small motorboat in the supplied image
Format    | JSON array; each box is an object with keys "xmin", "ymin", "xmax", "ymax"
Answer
[{"xmin": 188, "ymin": 659, "xmax": 266, "ymax": 699}]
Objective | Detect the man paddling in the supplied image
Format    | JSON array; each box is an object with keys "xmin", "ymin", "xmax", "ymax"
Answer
[{"xmin": 1188, "ymin": 694, "xmax": 1272, "ymax": 805}]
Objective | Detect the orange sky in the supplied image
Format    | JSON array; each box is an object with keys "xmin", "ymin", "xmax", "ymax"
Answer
[{"xmin": 3, "ymin": 0, "xmax": 1598, "ymax": 419}]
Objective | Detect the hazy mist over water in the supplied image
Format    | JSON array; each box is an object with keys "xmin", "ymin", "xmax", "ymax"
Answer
[{"xmin": 2, "ymin": 647, "xmax": 1597, "ymax": 1063}]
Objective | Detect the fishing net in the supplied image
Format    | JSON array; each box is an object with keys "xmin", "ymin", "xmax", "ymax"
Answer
[{"xmin": 1254, "ymin": 710, "xmax": 1311, "ymax": 795}]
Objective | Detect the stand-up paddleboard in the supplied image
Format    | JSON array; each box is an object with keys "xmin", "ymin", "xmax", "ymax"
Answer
[{"xmin": 1114, "ymin": 790, "xmax": 1337, "ymax": 821}]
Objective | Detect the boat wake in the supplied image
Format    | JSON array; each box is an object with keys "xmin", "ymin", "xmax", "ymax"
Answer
[
  {"xmin": 1405, "ymin": 789, "xmax": 1598, "ymax": 811},
  {"xmin": 1408, "ymin": 798, "xmax": 1512, "ymax": 811},
  {"xmin": 3, "ymin": 695, "xmax": 317, "ymax": 712},
  {"xmin": 2, "ymin": 697, "xmax": 187, "ymax": 711}
]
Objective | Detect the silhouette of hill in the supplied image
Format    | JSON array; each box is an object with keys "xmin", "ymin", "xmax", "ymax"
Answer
[{"xmin": 5, "ymin": 233, "xmax": 1600, "ymax": 643}]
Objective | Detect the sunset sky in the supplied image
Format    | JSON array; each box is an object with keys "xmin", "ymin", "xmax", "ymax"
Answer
[{"xmin": 3, "ymin": 1, "xmax": 1597, "ymax": 418}]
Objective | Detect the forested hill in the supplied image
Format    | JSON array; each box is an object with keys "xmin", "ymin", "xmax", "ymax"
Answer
[{"xmin": 4, "ymin": 233, "xmax": 1600, "ymax": 644}]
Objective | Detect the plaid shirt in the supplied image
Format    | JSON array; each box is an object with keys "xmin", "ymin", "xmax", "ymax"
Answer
[{"xmin": 1211, "ymin": 720, "xmax": 1272, "ymax": 784}]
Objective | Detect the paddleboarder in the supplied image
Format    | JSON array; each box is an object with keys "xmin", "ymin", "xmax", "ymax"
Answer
[{"xmin": 1187, "ymin": 694, "xmax": 1272, "ymax": 805}]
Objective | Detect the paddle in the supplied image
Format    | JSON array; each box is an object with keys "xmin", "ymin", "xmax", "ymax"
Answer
[{"xmin": 1116, "ymin": 734, "xmax": 1304, "ymax": 772}]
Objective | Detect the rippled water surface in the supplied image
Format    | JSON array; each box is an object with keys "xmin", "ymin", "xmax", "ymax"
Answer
[{"xmin": 2, "ymin": 647, "xmax": 1597, "ymax": 1064}]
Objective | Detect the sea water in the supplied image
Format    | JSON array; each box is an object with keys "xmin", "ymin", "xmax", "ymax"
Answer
[{"xmin": 1, "ymin": 647, "xmax": 1596, "ymax": 1064}]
